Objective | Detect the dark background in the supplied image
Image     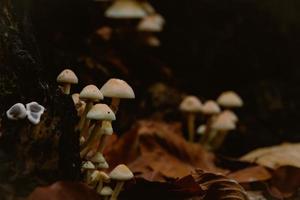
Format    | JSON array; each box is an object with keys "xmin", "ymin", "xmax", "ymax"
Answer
[{"xmin": 27, "ymin": 0, "xmax": 300, "ymax": 156}]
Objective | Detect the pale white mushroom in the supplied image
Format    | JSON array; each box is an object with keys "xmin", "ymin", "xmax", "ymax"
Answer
[
  {"xmin": 81, "ymin": 161, "xmax": 96, "ymax": 183},
  {"xmin": 179, "ymin": 95, "xmax": 202, "ymax": 142},
  {"xmin": 56, "ymin": 69, "xmax": 78, "ymax": 95},
  {"xmin": 72, "ymin": 93, "xmax": 86, "ymax": 116},
  {"xmin": 80, "ymin": 104, "xmax": 116, "ymax": 157},
  {"xmin": 78, "ymin": 85, "xmax": 103, "ymax": 134},
  {"xmin": 109, "ymin": 164, "xmax": 134, "ymax": 200},
  {"xmin": 100, "ymin": 186, "xmax": 113, "ymax": 200},
  {"xmin": 196, "ymin": 125, "xmax": 206, "ymax": 135},
  {"xmin": 137, "ymin": 14, "xmax": 165, "ymax": 32},
  {"xmin": 217, "ymin": 91, "xmax": 243, "ymax": 108},
  {"xmin": 26, "ymin": 102, "xmax": 45, "ymax": 125},
  {"xmin": 220, "ymin": 110, "xmax": 239, "ymax": 123},
  {"xmin": 6, "ymin": 103, "xmax": 27, "ymax": 120},
  {"xmin": 201, "ymin": 100, "xmax": 221, "ymax": 115},
  {"xmin": 100, "ymin": 78, "xmax": 135, "ymax": 114},
  {"xmin": 105, "ymin": 0, "xmax": 147, "ymax": 19}
]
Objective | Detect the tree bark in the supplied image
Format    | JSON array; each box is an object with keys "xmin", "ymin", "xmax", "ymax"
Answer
[{"xmin": 0, "ymin": 0, "xmax": 81, "ymax": 199}]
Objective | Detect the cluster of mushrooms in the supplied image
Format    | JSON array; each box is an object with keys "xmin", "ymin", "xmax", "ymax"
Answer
[
  {"xmin": 57, "ymin": 69, "xmax": 135, "ymax": 200},
  {"xmin": 179, "ymin": 91, "xmax": 243, "ymax": 150},
  {"xmin": 96, "ymin": 0, "xmax": 165, "ymax": 47}
]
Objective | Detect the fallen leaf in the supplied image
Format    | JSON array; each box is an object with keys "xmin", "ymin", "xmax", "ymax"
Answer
[
  {"xmin": 241, "ymin": 143, "xmax": 300, "ymax": 169},
  {"xmin": 228, "ymin": 166, "xmax": 272, "ymax": 183}
]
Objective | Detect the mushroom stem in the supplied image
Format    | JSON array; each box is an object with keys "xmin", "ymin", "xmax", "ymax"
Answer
[
  {"xmin": 110, "ymin": 181, "xmax": 124, "ymax": 200},
  {"xmin": 78, "ymin": 101, "xmax": 93, "ymax": 131},
  {"xmin": 80, "ymin": 121, "xmax": 102, "ymax": 157},
  {"xmin": 96, "ymin": 180, "xmax": 104, "ymax": 193},
  {"xmin": 79, "ymin": 119, "xmax": 91, "ymax": 139},
  {"xmin": 98, "ymin": 135, "xmax": 108, "ymax": 153},
  {"xmin": 211, "ymin": 131, "xmax": 228, "ymax": 150},
  {"xmin": 86, "ymin": 170, "xmax": 94, "ymax": 183},
  {"xmin": 200, "ymin": 117, "xmax": 214, "ymax": 145},
  {"xmin": 187, "ymin": 113, "xmax": 196, "ymax": 142},
  {"xmin": 110, "ymin": 98, "xmax": 120, "ymax": 114},
  {"xmin": 61, "ymin": 83, "xmax": 71, "ymax": 95}
]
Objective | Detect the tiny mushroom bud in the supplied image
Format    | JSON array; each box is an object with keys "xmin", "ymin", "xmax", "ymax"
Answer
[
  {"xmin": 109, "ymin": 164, "xmax": 134, "ymax": 200},
  {"xmin": 56, "ymin": 69, "xmax": 78, "ymax": 95},
  {"xmin": 26, "ymin": 102, "xmax": 45, "ymax": 125},
  {"xmin": 179, "ymin": 95, "xmax": 202, "ymax": 142},
  {"xmin": 197, "ymin": 125, "xmax": 206, "ymax": 135},
  {"xmin": 105, "ymin": 0, "xmax": 147, "ymax": 19},
  {"xmin": 217, "ymin": 91, "xmax": 243, "ymax": 108},
  {"xmin": 80, "ymin": 104, "xmax": 116, "ymax": 158},
  {"xmin": 100, "ymin": 186, "xmax": 113, "ymax": 200},
  {"xmin": 100, "ymin": 78, "xmax": 135, "ymax": 114},
  {"xmin": 6, "ymin": 103, "xmax": 27, "ymax": 120},
  {"xmin": 78, "ymin": 85, "xmax": 103, "ymax": 134}
]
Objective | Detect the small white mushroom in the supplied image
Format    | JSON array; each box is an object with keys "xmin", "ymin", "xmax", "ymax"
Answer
[
  {"xmin": 56, "ymin": 69, "xmax": 78, "ymax": 95},
  {"xmin": 105, "ymin": 0, "xmax": 147, "ymax": 19},
  {"xmin": 217, "ymin": 91, "xmax": 243, "ymax": 108},
  {"xmin": 100, "ymin": 186, "xmax": 113, "ymax": 200},
  {"xmin": 26, "ymin": 102, "xmax": 45, "ymax": 125},
  {"xmin": 109, "ymin": 164, "xmax": 134, "ymax": 200},
  {"xmin": 6, "ymin": 103, "xmax": 27, "ymax": 120},
  {"xmin": 179, "ymin": 95, "xmax": 202, "ymax": 142},
  {"xmin": 100, "ymin": 78, "xmax": 135, "ymax": 114}
]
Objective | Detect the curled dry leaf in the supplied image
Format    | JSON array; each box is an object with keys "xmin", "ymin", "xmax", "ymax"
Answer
[
  {"xmin": 241, "ymin": 143, "xmax": 300, "ymax": 169},
  {"xmin": 105, "ymin": 120, "xmax": 225, "ymax": 181},
  {"xmin": 193, "ymin": 170, "xmax": 249, "ymax": 200}
]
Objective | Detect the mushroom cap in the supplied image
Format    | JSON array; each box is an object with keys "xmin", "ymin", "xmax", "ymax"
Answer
[
  {"xmin": 82, "ymin": 161, "xmax": 95, "ymax": 170},
  {"xmin": 138, "ymin": 14, "xmax": 165, "ymax": 32},
  {"xmin": 26, "ymin": 102, "xmax": 45, "ymax": 115},
  {"xmin": 87, "ymin": 104, "xmax": 116, "ymax": 121},
  {"xmin": 100, "ymin": 78, "xmax": 135, "ymax": 99},
  {"xmin": 100, "ymin": 186, "xmax": 113, "ymax": 196},
  {"xmin": 79, "ymin": 85, "xmax": 103, "ymax": 101},
  {"xmin": 179, "ymin": 96, "xmax": 202, "ymax": 113},
  {"xmin": 97, "ymin": 161, "xmax": 109, "ymax": 169},
  {"xmin": 201, "ymin": 100, "xmax": 221, "ymax": 115},
  {"xmin": 140, "ymin": 1, "xmax": 155, "ymax": 14},
  {"xmin": 109, "ymin": 164, "xmax": 134, "ymax": 181},
  {"xmin": 6, "ymin": 103, "xmax": 27, "ymax": 120},
  {"xmin": 105, "ymin": 0, "xmax": 147, "ymax": 19},
  {"xmin": 211, "ymin": 114, "xmax": 236, "ymax": 131},
  {"xmin": 221, "ymin": 110, "xmax": 239, "ymax": 122},
  {"xmin": 91, "ymin": 152, "xmax": 106, "ymax": 163},
  {"xmin": 217, "ymin": 91, "xmax": 243, "ymax": 108},
  {"xmin": 56, "ymin": 69, "xmax": 78, "ymax": 84},
  {"xmin": 99, "ymin": 171, "xmax": 110, "ymax": 182},
  {"xmin": 197, "ymin": 125, "xmax": 206, "ymax": 135}
]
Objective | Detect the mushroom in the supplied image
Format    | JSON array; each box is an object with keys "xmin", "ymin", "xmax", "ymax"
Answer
[
  {"xmin": 196, "ymin": 125, "xmax": 206, "ymax": 135},
  {"xmin": 80, "ymin": 104, "xmax": 115, "ymax": 157},
  {"xmin": 26, "ymin": 102, "xmax": 45, "ymax": 125},
  {"xmin": 217, "ymin": 91, "xmax": 243, "ymax": 108},
  {"xmin": 109, "ymin": 164, "xmax": 134, "ymax": 200},
  {"xmin": 56, "ymin": 69, "xmax": 78, "ymax": 95},
  {"xmin": 221, "ymin": 110, "xmax": 239, "ymax": 123},
  {"xmin": 137, "ymin": 14, "xmax": 165, "ymax": 32},
  {"xmin": 81, "ymin": 161, "xmax": 96, "ymax": 183},
  {"xmin": 96, "ymin": 171, "xmax": 111, "ymax": 193},
  {"xmin": 139, "ymin": 0, "xmax": 155, "ymax": 14},
  {"xmin": 200, "ymin": 100, "xmax": 221, "ymax": 144},
  {"xmin": 72, "ymin": 93, "xmax": 86, "ymax": 116},
  {"xmin": 179, "ymin": 95, "xmax": 202, "ymax": 142},
  {"xmin": 100, "ymin": 186, "xmax": 113, "ymax": 200},
  {"xmin": 78, "ymin": 85, "xmax": 103, "ymax": 134},
  {"xmin": 210, "ymin": 113, "xmax": 236, "ymax": 150},
  {"xmin": 105, "ymin": 0, "xmax": 147, "ymax": 19},
  {"xmin": 6, "ymin": 103, "xmax": 27, "ymax": 120},
  {"xmin": 100, "ymin": 78, "xmax": 135, "ymax": 114}
]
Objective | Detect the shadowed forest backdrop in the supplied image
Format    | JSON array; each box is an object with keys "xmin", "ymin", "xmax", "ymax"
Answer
[{"xmin": 6, "ymin": 0, "xmax": 300, "ymax": 157}]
